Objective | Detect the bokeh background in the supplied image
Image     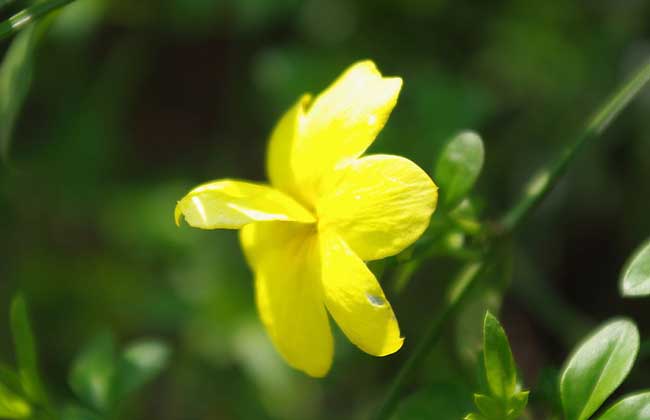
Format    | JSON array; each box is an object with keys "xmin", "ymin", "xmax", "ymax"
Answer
[{"xmin": 2, "ymin": 0, "xmax": 650, "ymax": 418}]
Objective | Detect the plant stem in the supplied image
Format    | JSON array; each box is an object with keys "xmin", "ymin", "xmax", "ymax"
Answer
[
  {"xmin": 373, "ymin": 58, "xmax": 650, "ymax": 420},
  {"xmin": 0, "ymin": 0, "xmax": 75, "ymax": 41},
  {"xmin": 499, "ymin": 59, "xmax": 650, "ymax": 233},
  {"xmin": 374, "ymin": 262, "xmax": 484, "ymax": 420}
]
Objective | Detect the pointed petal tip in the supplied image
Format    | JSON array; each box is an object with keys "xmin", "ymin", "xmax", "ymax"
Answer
[
  {"xmin": 374, "ymin": 336, "xmax": 405, "ymax": 357},
  {"xmin": 302, "ymin": 362, "xmax": 332, "ymax": 378},
  {"xmin": 174, "ymin": 202, "xmax": 183, "ymax": 226}
]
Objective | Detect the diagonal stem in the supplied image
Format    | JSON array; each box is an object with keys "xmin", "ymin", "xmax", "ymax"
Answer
[
  {"xmin": 499, "ymin": 58, "xmax": 650, "ymax": 234},
  {"xmin": 372, "ymin": 58, "xmax": 650, "ymax": 420},
  {"xmin": 374, "ymin": 262, "xmax": 485, "ymax": 420},
  {"xmin": 0, "ymin": 0, "xmax": 75, "ymax": 41}
]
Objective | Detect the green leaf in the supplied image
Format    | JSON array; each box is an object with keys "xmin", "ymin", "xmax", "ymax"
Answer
[
  {"xmin": 474, "ymin": 393, "xmax": 504, "ymax": 419},
  {"xmin": 0, "ymin": 382, "xmax": 30, "ymax": 418},
  {"xmin": 113, "ymin": 339, "xmax": 170, "ymax": 400},
  {"xmin": 68, "ymin": 332, "xmax": 116, "ymax": 412},
  {"xmin": 0, "ymin": 365, "xmax": 23, "ymax": 397},
  {"xmin": 9, "ymin": 295, "xmax": 46, "ymax": 404},
  {"xmin": 0, "ymin": 0, "xmax": 74, "ymax": 41},
  {"xmin": 464, "ymin": 413, "xmax": 488, "ymax": 420},
  {"xmin": 483, "ymin": 311, "xmax": 517, "ymax": 400},
  {"xmin": 598, "ymin": 391, "xmax": 650, "ymax": 420},
  {"xmin": 0, "ymin": 20, "xmax": 49, "ymax": 163},
  {"xmin": 507, "ymin": 391, "xmax": 529, "ymax": 420},
  {"xmin": 434, "ymin": 130, "xmax": 484, "ymax": 209},
  {"xmin": 560, "ymin": 318, "xmax": 640, "ymax": 420},
  {"xmin": 620, "ymin": 237, "xmax": 650, "ymax": 297}
]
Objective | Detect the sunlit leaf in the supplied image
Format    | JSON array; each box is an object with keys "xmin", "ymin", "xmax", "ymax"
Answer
[
  {"xmin": 464, "ymin": 413, "xmax": 487, "ymax": 420},
  {"xmin": 0, "ymin": 382, "xmax": 30, "ymax": 419},
  {"xmin": 507, "ymin": 391, "xmax": 529, "ymax": 420},
  {"xmin": 113, "ymin": 339, "xmax": 170, "ymax": 399},
  {"xmin": 0, "ymin": 21, "xmax": 49, "ymax": 162},
  {"xmin": 598, "ymin": 391, "xmax": 650, "ymax": 420},
  {"xmin": 9, "ymin": 295, "xmax": 46, "ymax": 404},
  {"xmin": 68, "ymin": 332, "xmax": 116, "ymax": 412},
  {"xmin": 434, "ymin": 130, "xmax": 484, "ymax": 209},
  {"xmin": 473, "ymin": 393, "xmax": 503, "ymax": 419},
  {"xmin": 483, "ymin": 312, "xmax": 517, "ymax": 401},
  {"xmin": 560, "ymin": 318, "xmax": 639, "ymax": 420},
  {"xmin": 620, "ymin": 237, "xmax": 650, "ymax": 297}
]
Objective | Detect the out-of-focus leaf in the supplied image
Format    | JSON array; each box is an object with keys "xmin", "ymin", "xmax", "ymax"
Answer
[
  {"xmin": 434, "ymin": 131, "xmax": 485, "ymax": 209},
  {"xmin": 560, "ymin": 318, "xmax": 639, "ymax": 420},
  {"xmin": 598, "ymin": 391, "xmax": 650, "ymax": 420},
  {"xmin": 464, "ymin": 413, "xmax": 488, "ymax": 420},
  {"xmin": 9, "ymin": 295, "xmax": 45, "ymax": 404},
  {"xmin": 0, "ymin": 365, "xmax": 23, "ymax": 397},
  {"xmin": 455, "ymin": 242, "xmax": 512, "ymax": 372},
  {"xmin": 0, "ymin": 21, "xmax": 49, "ymax": 162},
  {"xmin": 51, "ymin": 0, "xmax": 107, "ymax": 42},
  {"xmin": 113, "ymin": 339, "xmax": 170, "ymax": 400},
  {"xmin": 391, "ymin": 382, "xmax": 473, "ymax": 420},
  {"xmin": 0, "ymin": 382, "xmax": 30, "ymax": 418},
  {"xmin": 620, "ymin": 237, "xmax": 650, "ymax": 297},
  {"xmin": 0, "ymin": 0, "xmax": 16, "ymax": 11},
  {"xmin": 60, "ymin": 404, "xmax": 102, "ymax": 420},
  {"xmin": 68, "ymin": 332, "xmax": 116, "ymax": 412},
  {"xmin": 483, "ymin": 311, "xmax": 517, "ymax": 400}
]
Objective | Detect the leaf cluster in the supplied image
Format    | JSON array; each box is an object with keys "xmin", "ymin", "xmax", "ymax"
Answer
[{"xmin": 0, "ymin": 295, "xmax": 170, "ymax": 420}]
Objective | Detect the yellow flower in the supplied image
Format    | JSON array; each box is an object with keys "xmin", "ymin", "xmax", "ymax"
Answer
[{"xmin": 175, "ymin": 61, "xmax": 438, "ymax": 377}]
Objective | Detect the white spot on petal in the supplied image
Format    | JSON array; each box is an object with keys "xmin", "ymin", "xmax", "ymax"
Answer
[{"xmin": 366, "ymin": 293, "xmax": 386, "ymax": 307}]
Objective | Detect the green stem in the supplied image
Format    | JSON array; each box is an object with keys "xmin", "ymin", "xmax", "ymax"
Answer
[
  {"xmin": 499, "ymin": 59, "xmax": 650, "ymax": 233},
  {"xmin": 373, "ymin": 58, "xmax": 650, "ymax": 420},
  {"xmin": 0, "ymin": 0, "xmax": 75, "ymax": 41},
  {"xmin": 374, "ymin": 262, "xmax": 484, "ymax": 420}
]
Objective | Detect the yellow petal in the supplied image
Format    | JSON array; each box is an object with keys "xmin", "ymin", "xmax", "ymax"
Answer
[
  {"xmin": 317, "ymin": 154, "xmax": 437, "ymax": 261},
  {"xmin": 175, "ymin": 179, "xmax": 315, "ymax": 229},
  {"xmin": 266, "ymin": 94, "xmax": 312, "ymax": 202},
  {"xmin": 319, "ymin": 230, "xmax": 403, "ymax": 356},
  {"xmin": 292, "ymin": 60, "xmax": 402, "ymax": 203},
  {"xmin": 240, "ymin": 222, "xmax": 333, "ymax": 377}
]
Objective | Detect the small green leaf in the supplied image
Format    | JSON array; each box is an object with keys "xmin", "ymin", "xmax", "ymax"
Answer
[
  {"xmin": 464, "ymin": 413, "xmax": 488, "ymax": 420},
  {"xmin": 560, "ymin": 318, "xmax": 639, "ymax": 420},
  {"xmin": 0, "ymin": 20, "xmax": 49, "ymax": 163},
  {"xmin": 474, "ymin": 394, "xmax": 504, "ymax": 418},
  {"xmin": 9, "ymin": 295, "xmax": 46, "ymax": 404},
  {"xmin": 620, "ymin": 238, "xmax": 650, "ymax": 297},
  {"xmin": 434, "ymin": 130, "xmax": 485, "ymax": 209},
  {"xmin": 68, "ymin": 332, "xmax": 116, "ymax": 412},
  {"xmin": 0, "ymin": 382, "xmax": 30, "ymax": 418},
  {"xmin": 598, "ymin": 391, "xmax": 650, "ymax": 420},
  {"xmin": 483, "ymin": 311, "xmax": 517, "ymax": 400},
  {"xmin": 113, "ymin": 339, "xmax": 170, "ymax": 399},
  {"xmin": 507, "ymin": 391, "xmax": 529, "ymax": 420}
]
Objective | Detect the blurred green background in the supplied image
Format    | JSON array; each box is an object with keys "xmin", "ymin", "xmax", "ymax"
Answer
[{"xmin": 2, "ymin": 0, "xmax": 650, "ymax": 418}]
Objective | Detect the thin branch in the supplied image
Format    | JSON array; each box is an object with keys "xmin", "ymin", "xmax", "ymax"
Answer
[{"xmin": 0, "ymin": 0, "xmax": 75, "ymax": 41}]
